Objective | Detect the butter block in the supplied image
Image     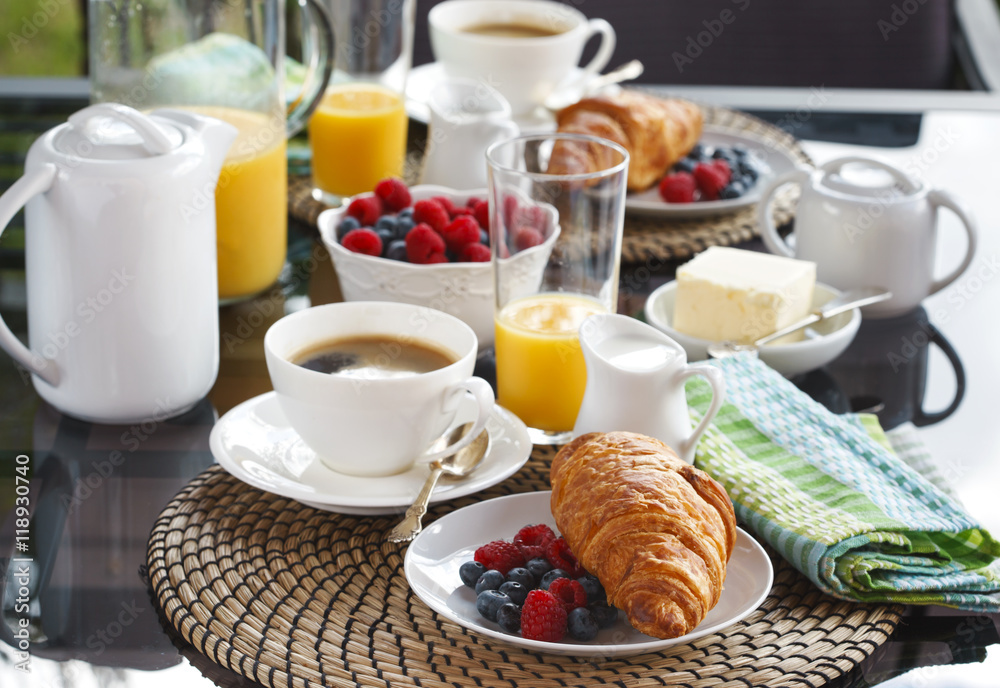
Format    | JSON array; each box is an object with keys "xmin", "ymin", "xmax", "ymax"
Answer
[{"xmin": 672, "ymin": 247, "xmax": 816, "ymax": 344}]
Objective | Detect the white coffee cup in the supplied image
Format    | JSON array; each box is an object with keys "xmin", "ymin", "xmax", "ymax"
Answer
[
  {"xmin": 429, "ymin": 0, "xmax": 616, "ymax": 116},
  {"xmin": 264, "ymin": 301, "xmax": 495, "ymax": 477}
]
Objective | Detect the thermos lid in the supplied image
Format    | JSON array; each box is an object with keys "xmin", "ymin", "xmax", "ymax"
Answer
[{"xmin": 54, "ymin": 103, "xmax": 183, "ymax": 161}]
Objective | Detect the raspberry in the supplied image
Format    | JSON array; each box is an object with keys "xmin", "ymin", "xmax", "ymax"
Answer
[
  {"xmin": 346, "ymin": 196, "xmax": 382, "ymax": 226},
  {"xmin": 425, "ymin": 252, "xmax": 449, "ymax": 263},
  {"xmin": 514, "ymin": 204, "xmax": 548, "ymax": 231},
  {"xmin": 458, "ymin": 242, "xmax": 491, "ymax": 262},
  {"xmin": 474, "ymin": 540, "xmax": 525, "ymax": 575},
  {"xmin": 548, "ymin": 577, "xmax": 587, "ymax": 612},
  {"xmin": 711, "ymin": 158, "xmax": 732, "ymax": 181},
  {"xmin": 340, "ymin": 228, "xmax": 382, "ymax": 257},
  {"xmin": 513, "ymin": 225, "xmax": 544, "ymax": 252},
  {"xmin": 502, "ymin": 195, "xmax": 520, "ymax": 228},
  {"xmin": 513, "ymin": 524, "xmax": 556, "ymax": 560},
  {"xmin": 658, "ymin": 172, "xmax": 697, "ymax": 203},
  {"xmin": 441, "ymin": 215, "xmax": 481, "ymax": 253},
  {"xmin": 431, "ymin": 195, "xmax": 458, "ymax": 217},
  {"xmin": 693, "ymin": 162, "xmax": 728, "ymax": 201},
  {"xmin": 546, "ymin": 537, "xmax": 584, "ymax": 577},
  {"xmin": 374, "ymin": 177, "xmax": 411, "ymax": 212},
  {"xmin": 520, "ymin": 589, "xmax": 567, "ymax": 642},
  {"xmin": 413, "ymin": 199, "xmax": 450, "ymax": 233},
  {"xmin": 405, "ymin": 223, "xmax": 447, "ymax": 264},
  {"xmin": 470, "ymin": 199, "xmax": 490, "ymax": 231}
]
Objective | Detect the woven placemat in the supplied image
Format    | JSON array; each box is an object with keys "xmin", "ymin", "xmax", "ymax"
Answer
[
  {"xmin": 288, "ymin": 105, "xmax": 810, "ymax": 265},
  {"xmin": 147, "ymin": 448, "xmax": 902, "ymax": 688}
]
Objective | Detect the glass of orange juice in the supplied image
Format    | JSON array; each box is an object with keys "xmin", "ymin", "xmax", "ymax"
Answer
[
  {"xmin": 309, "ymin": 0, "xmax": 415, "ymax": 203},
  {"xmin": 487, "ymin": 134, "xmax": 629, "ymax": 444}
]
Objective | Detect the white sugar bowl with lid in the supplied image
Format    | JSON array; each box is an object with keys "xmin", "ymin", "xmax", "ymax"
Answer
[
  {"xmin": 757, "ymin": 156, "xmax": 977, "ymax": 318},
  {"xmin": 0, "ymin": 103, "xmax": 236, "ymax": 423}
]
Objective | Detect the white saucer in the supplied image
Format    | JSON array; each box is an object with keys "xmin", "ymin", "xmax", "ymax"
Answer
[
  {"xmin": 404, "ymin": 492, "xmax": 773, "ymax": 656},
  {"xmin": 210, "ymin": 392, "xmax": 532, "ymax": 515},
  {"xmin": 406, "ymin": 62, "xmax": 587, "ymax": 134}
]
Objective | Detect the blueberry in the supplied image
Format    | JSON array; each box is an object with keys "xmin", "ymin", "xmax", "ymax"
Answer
[
  {"xmin": 395, "ymin": 217, "xmax": 415, "ymax": 239},
  {"xmin": 476, "ymin": 589, "xmax": 510, "ymax": 622},
  {"xmin": 498, "ymin": 580, "xmax": 528, "ymax": 606},
  {"xmin": 397, "ymin": 207, "xmax": 414, "ymax": 220},
  {"xmin": 720, "ymin": 181, "xmax": 747, "ymax": 200},
  {"xmin": 687, "ymin": 143, "xmax": 705, "ymax": 160},
  {"xmin": 732, "ymin": 144, "xmax": 749, "ymax": 159},
  {"xmin": 738, "ymin": 162, "xmax": 759, "ymax": 181},
  {"xmin": 589, "ymin": 602, "xmax": 618, "ymax": 629},
  {"xmin": 375, "ymin": 227, "xmax": 393, "ymax": 251},
  {"xmin": 673, "ymin": 158, "xmax": 696, "ymax": 174},
  {"xmin": 385, "ymin": 239, "xmax": 407, "ymax": 262},
  {"xmin": 475, "ymin": 569, "xmax": 505, "ymax": 594},
  {"xmin": 567, "ymin": 607, "xmax": 599, "ymax": 641},
  {"xmin": 576, "ymin": 574, "xmax": 605, "ymax": 603},
  {"xmin": 526, "ymin": 558, "xmax": 552, "ymax": 579},
  {"xmin": 505, "ymin": 567, "xmax": 534, "ymax": 589},
  {"xmin": 539, "ymin": 568, "xmax": 570, "ymax": 590},
  {"xmin": 375, "ymin": 215, "xmax": 398, "ymax": 233},
  {"xmin": 496, "ymin": 603, "xmax": 521, "ymax": 633},
  {"xmin": 336, "ymin": 216, "xmax": 361, "ymax": 241},
  {"xmin": 459, "ymin": 561, "xmax": 486, "ymax": 588},
  {"xmin": 479, "ymin": 228, "xmax": 489, "ymax": 245}
]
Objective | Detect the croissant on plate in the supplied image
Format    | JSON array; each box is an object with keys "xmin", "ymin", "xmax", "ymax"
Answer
[
  {"xmin": 548, "ymin": 91, "xmax": 703, "ymax": 192},
  {"xmin": 550, "ymin": 431, "xmax": 737, "ymax": 639}
]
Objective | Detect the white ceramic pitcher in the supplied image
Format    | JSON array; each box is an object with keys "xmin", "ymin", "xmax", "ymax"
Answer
[
  {"xmin": 758, "ymin": 156, "xmax": 977, "ymax": 319},
  {"xmin": 573, "ymin": 314, "xmax": 725, "ymax": 464},
  {"xmin": 420, "ymin": 78, "xmax": 519, "ymax": 190},
  {"xmin": 0, "ymin": 104, "xmax": 236, "ymax": 423}
]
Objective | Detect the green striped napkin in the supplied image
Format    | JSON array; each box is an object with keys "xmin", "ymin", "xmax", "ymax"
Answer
[{"xmin": 685, "ymin": 353, "xmax": 1000, "ymax": 611}]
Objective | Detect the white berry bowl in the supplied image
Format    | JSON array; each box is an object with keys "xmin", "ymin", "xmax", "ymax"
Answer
[
  {"xmin": 644, "ymin": 281, "xmax": 861, "ymax": 377},
  {"xmin": 318, "ymin": 185, "xmax": 558, "ymax": 348}
]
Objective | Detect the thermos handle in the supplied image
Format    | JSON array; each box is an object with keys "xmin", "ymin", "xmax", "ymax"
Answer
[
  {"xmin": 286, "ymin": 0, "xmax": 336, "ymax": 137},
  {"xmin": 757, "ymin": 167, "xmax": 811, "ymax": 259},
  {"xmin": 674, "ymin": 363, "xmax": 726, "ymax": 464},
  {"xmin": 0, "ymin": 164, "xmax": 60, "ymax": 387},
  {"xmin": 927, "ymin": 189, "xmax": 978, "ymax": 296}
]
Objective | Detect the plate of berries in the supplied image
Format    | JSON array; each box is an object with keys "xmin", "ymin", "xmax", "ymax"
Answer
[
  {"xmin": 403, "ymin": 491, "xmax": 773, "ymax": 656},
  {"xmin": 626, "ymin": 127, "xmax": 799, "ymax": 219},
  {"xmin": 318, "ymin": 181, "xmax": 558, "ymax": 348}
]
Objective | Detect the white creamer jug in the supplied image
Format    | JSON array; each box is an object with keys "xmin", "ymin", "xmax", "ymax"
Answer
[
  {"xmin": 0, "ymin": 104, "xmax": 236, "ymax": 423},
  {"xmin": 573, "ymin": 314, "xmax": 725, "ymax": 464},
  {"xmin": 758, "ymin": 156, "xmax": 977, "ymax": 318},
  {"xmin": 421, "ymin": 77, "xmax": 519, "ymax": 190}
]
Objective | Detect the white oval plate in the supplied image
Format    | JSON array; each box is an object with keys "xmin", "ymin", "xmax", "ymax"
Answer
[
  {"xmin": 404, "ymin": 491, "xmax": 773, "ymax": 656},
  {"xmin": 626, "ymin": 126, "xmax": 799, "ymax": 219},
  {"xmin": 210, "ymin": 392, "xmax": 531, "ymax": 515}
]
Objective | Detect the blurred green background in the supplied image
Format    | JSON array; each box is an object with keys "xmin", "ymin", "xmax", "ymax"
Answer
[{"xmin": 1, "ymin": 0, "xmax": 86, "ymax": 76}]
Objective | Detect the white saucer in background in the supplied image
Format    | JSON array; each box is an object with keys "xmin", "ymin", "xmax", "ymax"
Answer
[{"xmin": 210, "ymin": 391, "xmax": 532, "ymax": 515}]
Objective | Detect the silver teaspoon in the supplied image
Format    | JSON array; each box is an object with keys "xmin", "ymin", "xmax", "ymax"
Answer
[{"xmin": 387, "ymin": 424, "xmax": 491, "ymax": 543}]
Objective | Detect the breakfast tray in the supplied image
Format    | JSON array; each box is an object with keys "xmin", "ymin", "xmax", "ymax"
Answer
[
  {"xmin": 147, "ymin": 449, "xmax": 902, "ymax": 688},
  {"xmin": 287, "ymin": 104, "xmax": 810, "ymax": 265}
]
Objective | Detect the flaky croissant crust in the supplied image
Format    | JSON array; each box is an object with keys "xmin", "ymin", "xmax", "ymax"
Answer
[{"xmin": 550, "ymin": 432, "xmax": 737, "ymax": 639}]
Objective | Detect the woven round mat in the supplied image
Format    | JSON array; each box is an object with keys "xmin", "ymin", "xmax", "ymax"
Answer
[
  {"xmin": 147, "ymin": 448, "xmax": 901, "ymax": 688},
  {"xmin": 288, "ymin": 105, "xmax": 810, "ymax": 265}
]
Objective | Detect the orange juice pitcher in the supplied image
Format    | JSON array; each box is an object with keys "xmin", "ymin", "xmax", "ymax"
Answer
[{"xmin": 89, "ymin": 0, "xmax": 335, "ymax": 301}]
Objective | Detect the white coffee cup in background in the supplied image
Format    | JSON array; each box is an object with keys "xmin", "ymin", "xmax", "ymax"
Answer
[
  {"xmin": 264, "ymin": 301, "xmax": 495, "ymax": 477},
  {"xmin": 429, "ymin": 0, "xmax": 616, "ymax": 116}
]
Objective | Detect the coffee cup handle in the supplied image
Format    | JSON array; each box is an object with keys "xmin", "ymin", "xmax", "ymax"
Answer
[
  {"xmin": 0, "ymin": 164, "xmax": 60, "ymax": 386},
  {"xmin": 673, "ymin": 363, "xmax": 725, "ymax": 463},
  {"xmin": 927, "ymin": 189, "xmax": 978, "ymax": 295},
  {"xmin": 577, "ymin": 19, "xmax": 616, "ymax": 81},
  {"xmin": 421, "ymin": 377, "xmax": 495, "ymax": 464},
  {"xmin": 913, "ymin": 322, "xmax": 966, "ymax": 427},
  {"xmin": 757, "ymin": 167, "xmax": 811, "ymax": 259}
]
